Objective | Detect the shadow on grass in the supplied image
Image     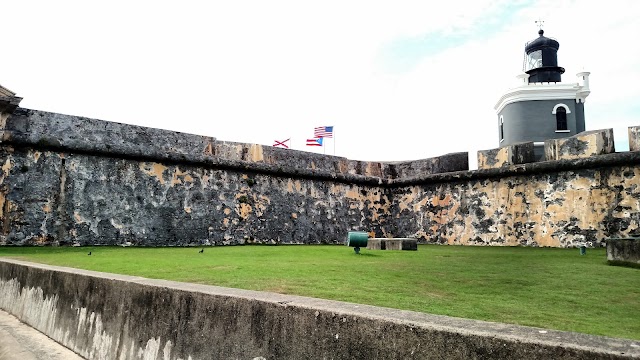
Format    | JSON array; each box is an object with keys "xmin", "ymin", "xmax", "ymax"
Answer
[
  {"xmin": 352, "ymin": 252, "xmax": 381, "ymax": 257},
  {"xmin": 607, "ymin": 260, "xmax": 640, "ymax": 269}
]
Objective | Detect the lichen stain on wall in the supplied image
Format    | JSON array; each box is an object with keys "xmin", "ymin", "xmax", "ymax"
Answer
[
  {"xmin": 30, "ymin": 150, "xmax": 41, "ymax": 163},
  {"xmin": 217, "ymin": 143, "xmax": 265, "ymax": 163},
  {"xmin": 1, "ymin": 158, "xmax": 12, "ymax": 181},
  {"xmin": 46, "ymin": 155, "xmax": 390, "ymax": 245},
  {"xmin": 4, "ymin": 144, "xmax": 640, "ymax": 247},
  {"xmin": 0, "ymin": 163, "xmax": 9, "ymax": 230},
  {"xmin": 335, "ymin": 184, "xmax": 390, "ymax": 225},
  {"xmin": 405, "ymin": 178, "xmax": 568, "ymax": 246},
  {"xmin": 234, "ymin": 192, "xmax": 253, "ymax": 220},
  {"xmin": 477, "ymin": 147, "xmax": 509, "ymax": 169},
  {"xmin": 248, "ymin": 144, "xmax": 264, "ymax": 162},
  {"xmin": 171, "ymin": 168, "xmax": 194, "ymax": 187},
  {"xmin": 286, "ymin": 179, "xmax": 303, "ymax": 194},
  {"xmin": 393, "ymin": 167, "xmax": 640, "ymax": 247},
  {"xmin": 396, "ymin": 188, "xmax": 418, "ymax": 214},
  {"xmin": 139, "ymin": 162, "xmax": 168, "ymax": 185}
]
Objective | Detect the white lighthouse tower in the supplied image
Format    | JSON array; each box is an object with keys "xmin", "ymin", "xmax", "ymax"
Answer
[{"xmin": 494, "ymin": 27, "xmax": 591, "ymax": 160}]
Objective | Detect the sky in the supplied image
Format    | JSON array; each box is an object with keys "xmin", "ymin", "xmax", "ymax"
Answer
[{"xmin": 2, "ymin": 0, "xmax": 639, "ymax": 168}]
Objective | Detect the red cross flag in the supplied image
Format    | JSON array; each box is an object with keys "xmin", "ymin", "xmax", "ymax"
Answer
[{"xmin": 273, "ymin": 138, "xmax": 290, "ymax": 148}]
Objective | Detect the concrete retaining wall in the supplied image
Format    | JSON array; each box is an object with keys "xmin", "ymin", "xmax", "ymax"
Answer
[{"xmin": 0, "ymin": 259, "xmax": 638, "ymax": 360}]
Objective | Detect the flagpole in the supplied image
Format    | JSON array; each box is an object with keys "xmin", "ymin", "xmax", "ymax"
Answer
[{"xmin": 333, "ymin": 127, "xmax": 336, "ymax": 156}]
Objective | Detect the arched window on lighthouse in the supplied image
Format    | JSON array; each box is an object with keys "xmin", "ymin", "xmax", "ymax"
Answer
[
  {"xmin": 552, "ymin": 104, "xmax": 571, "ymax": 132},
  {"xmin": 499, "ymin": 116, "xmax": 504, "ymax": 142}
]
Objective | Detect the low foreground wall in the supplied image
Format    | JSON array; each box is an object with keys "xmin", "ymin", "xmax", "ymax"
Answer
[
  {"xmin": 0, "ymin": 259, "xmax": 638, "ymax": 360},
  {"xmin": 607, "ymin": 238, "xmax": 640, "ymax": 267}
]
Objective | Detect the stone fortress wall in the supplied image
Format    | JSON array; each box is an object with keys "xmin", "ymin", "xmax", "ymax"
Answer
[{"xmin": 1, "ymin": 101, "xmax": 639, "ymax": 248}]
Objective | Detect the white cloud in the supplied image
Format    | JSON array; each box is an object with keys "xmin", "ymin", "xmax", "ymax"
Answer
[{"xmin": 2, "ymin": 0, "xmax": 638, "ymax": 166}]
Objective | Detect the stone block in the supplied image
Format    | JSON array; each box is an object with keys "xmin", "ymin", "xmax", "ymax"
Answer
[
  {"xmin": 384, "ymin": 239, "xmax": 403, "ymax": 250},
  {"xmin": 400, "ymin": 238, "xmax": 418, "ymax": 250},
  {"xmin": 606, "ymin": 238, "xmax": 640, "ymax": 268},
  {"xmin": 0, "ymin": 95, "xmax": 22, "ymax": 141},
  {"xmin": 344, "ymin": 159, "xmax": 384, "ymax": 177},
  {"xmin": 366, "ymin": 239, "xmax": 384, "ymax": 250},
  {"xmin": 544, "ymin": 129, "xmax": 615, "ymax": 161},
  {"xmin": 383, "ymin": 152, "xmax": 469, "ymax": 178},
  {"xmin": 477, "ymin": 142, "xmax": 535, "ymax": 169},
  {"xmin": 367, "ymin": 238, "xmax": 417, "ymax": 251},
  {"xmin": 628, "ymin": 126, "xmax": 640, "ymax": 152},
  {"xmin": 478, "ymin": 147, "xmax": 508, "ymax": 169}
]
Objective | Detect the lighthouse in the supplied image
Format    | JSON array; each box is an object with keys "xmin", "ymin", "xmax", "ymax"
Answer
[{"xmin": 494, "ymin": 28, "xmax": 590, "ymax": 160}]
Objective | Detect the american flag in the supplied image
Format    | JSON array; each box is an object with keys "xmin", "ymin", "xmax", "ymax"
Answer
[
  {"xmin": 306, "ymin": 137, "xmax": 323, "ymax": 146},
  {"xmin": 314, "ymin": 126, "xmax": 333, "ymax": 138}
]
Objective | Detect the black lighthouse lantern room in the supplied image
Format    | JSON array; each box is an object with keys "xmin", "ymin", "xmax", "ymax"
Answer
[{"xmin": 523, "ymin": 29, "xmax": 565, "ymax": 83}]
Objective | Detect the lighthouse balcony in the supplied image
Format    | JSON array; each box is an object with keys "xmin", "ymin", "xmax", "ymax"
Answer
[{"xmin": 494, "ymin": 75, "xmax": 590, "ymax": 115}]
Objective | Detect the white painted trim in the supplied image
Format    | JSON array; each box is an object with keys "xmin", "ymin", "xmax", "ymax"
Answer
[
  {"xmin": 551, "ymin": 103, "xmax": 571, "ymax": 114},
  {"xmin": 533, "ymin": 142, "xmax": 545, "ymax": 146},
  {"xmin": 555, "ymin": 130, "xmax": 571, "ymax": 133},
  {"xmin": 516, "ymin": 73, "xmax": 530, "ymax": 85},
  {"xmin": 494, "ymin": 81, "xmax": 590, "ymax": 114}
]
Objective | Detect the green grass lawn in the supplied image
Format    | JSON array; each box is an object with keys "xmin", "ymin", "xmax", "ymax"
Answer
[{"xmin": 0, "ymin": 244, "xmax": 638, "ymax": 340}]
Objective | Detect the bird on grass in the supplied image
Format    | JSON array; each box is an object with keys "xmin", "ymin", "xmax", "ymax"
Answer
[
  {"xmin": 87, "ymin": 251, "xmax": 92, "ymax": 255},
  {"xmin": 199, "ymin": 248, "xmax": 204, "ymax": 253}
]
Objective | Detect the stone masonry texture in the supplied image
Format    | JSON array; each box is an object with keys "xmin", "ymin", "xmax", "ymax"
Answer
[
  {"xmin": 477, "ymin": 142, "xmax": 535, "ymax": 170},
  {"xmin": 1, "ymin": 108, "xmax": 640, "ymax": 247},
  {"xmin": 545, "ymin": 128, "xmax": 615, "ymax": 161},
  {"xmin": 389, "ymin": 166, "xmax": 640, "ymax": 247}
]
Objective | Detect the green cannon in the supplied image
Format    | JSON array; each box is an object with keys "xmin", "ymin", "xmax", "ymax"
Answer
[{"xmin": 346, "ymin": 231, "xmax": 369, "ymax": 254}]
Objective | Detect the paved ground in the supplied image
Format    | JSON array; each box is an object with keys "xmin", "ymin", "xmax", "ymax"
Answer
[{"xmin": 0, "ymin": 309, "xmax": 84, "ymax": 360}]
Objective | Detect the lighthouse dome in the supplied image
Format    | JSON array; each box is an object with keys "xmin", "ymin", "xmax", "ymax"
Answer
[{"xmin": 525, "ymin": 30, "xmax": 560, "ymax": 54}]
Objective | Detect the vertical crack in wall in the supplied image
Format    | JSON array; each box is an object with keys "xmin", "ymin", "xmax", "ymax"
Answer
[{"xmin": 54, "ymin": 157, "xmax": 68, "ymax": 245}]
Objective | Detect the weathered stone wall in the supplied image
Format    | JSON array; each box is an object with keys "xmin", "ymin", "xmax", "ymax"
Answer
[
  {"xmin": 629, "ymin": 126, "xmax": 640, "ymax": 152},
  {"xmin": 213, "ymin": 141, "xmax": 469, "ymax": 180},
  {"xmin": 0, "ymin": 146, "xmax": 391, "ymax": 246},
  {"xmin": 381, "ymin": 152, "xmax": 469, "ymax": 179},
  {"xmin": 2, "ymin": 108, "xmax": 464, "ymax": 181},
  {"xmin": 545, "ymin": 128, "xmax": 615, "ymax": 161},
  {"xmin": 3, "ymin": 108, "xmax": 217, "ymax": 164},
  {"xmin": 477, "ymin": 142, "xmax": 535, "ymax": 170},
  {"xmin": 1, "ymin": 259, "xmax": 637, "ymax": 360},
  {"xmin": 214, "ymin": 140, "xmax": 390, "ymax": 178},
  {"xmin": 0, "ymin": 94, "xmax": 21, "ymax": 141},
  {"xmin": 1, "ymin": 107, "xmax": 640, "ymax": 247},
  {"xmin": 389, "ymin": 155, "xmax": 640, "ymax": 247}
]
